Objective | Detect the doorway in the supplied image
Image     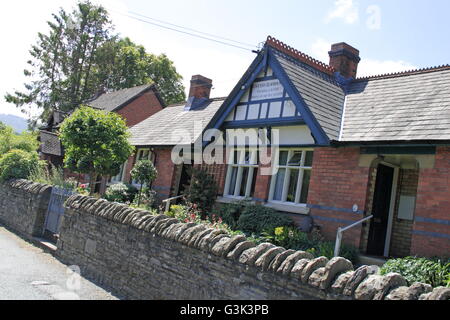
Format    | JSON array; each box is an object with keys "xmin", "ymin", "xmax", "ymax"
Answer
[{"xmin": 367, "ymin": 163, "xmax": 398, "ymax": 257}]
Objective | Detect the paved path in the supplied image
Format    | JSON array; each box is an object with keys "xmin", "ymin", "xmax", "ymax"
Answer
[{"xmin": 0, "ymin": 225, "xmax": 118, "ymax": 300}]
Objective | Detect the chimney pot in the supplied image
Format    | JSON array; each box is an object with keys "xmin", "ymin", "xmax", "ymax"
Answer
[{"xmin": 328, "ymin": 42, "xmax": 361, "ymax": 79}]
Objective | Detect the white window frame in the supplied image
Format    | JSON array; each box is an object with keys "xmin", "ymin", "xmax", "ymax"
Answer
[
  {"xmin": 268, "ymin": 148, "xmax": 313, "ymax": 207},
  {"xmin": 224, "ymin": 148, "xmax": 258, "ymax": 199}
]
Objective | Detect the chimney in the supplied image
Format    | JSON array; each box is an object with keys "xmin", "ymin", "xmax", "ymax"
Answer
[
  {"xmin": 328, "ymin": 43, "xmax": 361, "ymax": 79},
  {"xmin": 188, "ymin": 75, "xmax": 213, "ymax": 99},
  {"xmin": 185, "ymin": 75, "xmax": 213, "ymax": 111}
]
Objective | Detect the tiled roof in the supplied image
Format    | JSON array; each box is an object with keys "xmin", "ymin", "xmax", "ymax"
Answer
[
  {"xmin": 129, "ymin": 98, "xmax": 225, "ymax": 146},
  {"xmin": 40, "ymin": 130, "xmax": 63, "ymax": 156},
  {"xmin": 272, "ymin": 49, "xmax": 346, "ymax": 141},
  {"xmin": 86, "ymin": 84, "xmax": 156, "ymax": 112},
  {"xmin": 341, "ymin": 67, "xmax": 450, "ymax": 142},
  {"xmin": 266, "ymin": 36, "xmax": 336, "ymax": 76}
]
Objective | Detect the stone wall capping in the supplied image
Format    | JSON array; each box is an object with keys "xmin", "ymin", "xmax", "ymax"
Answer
[
  {"xmin": 385, "ymin": 282, "xmax": 432, "ymax": 300},
  {"xmin": 227, "ymin": 241, "xmax": 256, "ymax": 260},
  {"xmin": 277, "ymin": 251, "xmax": 314, "ymax": 276},
  {"xmin": 419, "ymin": 286, "xmax": 450, "ymax": 300},
  {"xmin": 268, "ymin": 249, "xmax": 296, "ymax": 273},
  {"xmin": 238, "ymin": 243, "xmax": 276, "ymax": 266},
  {"xmin": 301, "ymin": 257, "xmax": 329, "ymax": 284},
  {"xmin": 178, "ymin": 224, "xmax": 207, "ymax": 245},
  {"xmin": 254, "ymin": 247, "xmax": 285, "ymax": 271},
  {"xmin": 190, "ymin": 228, "xmax": 216, "ymax": 248},
  {"xmin": 197, "ymin": 229, "xmax": 228, "ymax": 250},
  {"xmin": 342, "ymin": 265, "xmax": 378, "ymax": 297},
  {"xmin": 290, "ymin": 258, "xmax": 312, "ymax": 279},
  {"xmin": 174, "ymin": 223, "xmax": 200, "ymax": 242}
]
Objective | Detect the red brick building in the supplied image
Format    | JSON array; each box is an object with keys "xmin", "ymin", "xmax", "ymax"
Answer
[
  {"xmin": 121, "ymin": 36, "xmax": 449, "ymax": 259},
  {"xmin": 39, "ymin": 84, "xmax": 165, "ymax": 190}
]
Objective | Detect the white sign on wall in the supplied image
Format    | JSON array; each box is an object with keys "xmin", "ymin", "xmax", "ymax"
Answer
[{"xmin": 251, "ymin": 79, "xmax": 284, "ymax": 101}]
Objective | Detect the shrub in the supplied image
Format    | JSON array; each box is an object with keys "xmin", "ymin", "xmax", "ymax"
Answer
[
  {"xmin": 167, "ymin": 204, "xmax": 192, "ymax": 222},
  {"xmin": 213, "ymin": 201, "xmax": 249, "ymax": 230},
  {"xmin": 262, "ymin": 226, "xmax": 314, "ymax": 250},
  {"xmin": 0, "ymin": 149, "xmax": 41, "ymax": 182},
  {"xmin": 104, "ymin": 182, "xmax": 138, "ymax": 204},
  {"xmin": 380, "ymin": 256, "xmax": 450, "ymax": 287},
  {"xmin": 29, "ymin": 164, "xmax": 77, "ymax": 190},
  {"xmin": 184, "ymin": 168, "xmax": 218, "ymax": 217},
  {"xmin": 236, "ymin": 204, "xmax": 293, "ymax": 234},
  {"xmin": 132, "ymin": 187, "xmax": 158, "ymax": 210}
]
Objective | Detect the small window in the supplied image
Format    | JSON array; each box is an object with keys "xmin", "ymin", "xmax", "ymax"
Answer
[{"xmin": 224, "ymin": 149, "xmax": 258, "ymax": 199}]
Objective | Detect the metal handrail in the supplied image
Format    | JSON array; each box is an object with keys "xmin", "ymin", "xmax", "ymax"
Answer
[
  {"xmin": 162, "ymin": 195, "xmax": 184, "ymax": 212},
  {"xmin": 334, "ymin": 215, "xmax": 373, "ymax": 257}
]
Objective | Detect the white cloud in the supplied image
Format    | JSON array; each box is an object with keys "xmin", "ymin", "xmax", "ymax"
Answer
[
  {"xmin": 325, "ymin": 0, "xmax": 359, "ymax": 24},
  {"xmin": 310, "ymin": 38, "xmax": 332, "ymax": 64},
  {"xmin": 357, "ymin": 59, "xmax": 418, "ymax": 78}
]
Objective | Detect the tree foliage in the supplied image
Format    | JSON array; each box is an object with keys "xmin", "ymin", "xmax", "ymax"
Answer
[
  {"xmin": 0, "ymin": 149, "xmax": 41, "ymax": 182},
  {"xmin": 130, "ymin": 159, "xmax": 158, "ymax": 205},
  {"xmin": 5, "ymin": 1, "xmax": 185, "ymax": 126},
  {"xmin": 59, "ymin": 105, "xmax": 134, "ymax": 193},
  {"xmin": 0, "ymin": 123, "xmax": 39, "ymax": 155}
]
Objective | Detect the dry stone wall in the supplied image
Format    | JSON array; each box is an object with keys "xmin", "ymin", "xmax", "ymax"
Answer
[
  {"xmin": 56, "ymin": 193, "xmax": 450, "ymax": 300},
  {"xmin": 0, "ymin": 179, "xmax": 52, "ymax": 239}
]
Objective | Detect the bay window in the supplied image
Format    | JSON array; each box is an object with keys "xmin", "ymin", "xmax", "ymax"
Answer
[{"xmin": 269, "ymin": 149, "xmax": 313, "ymax": 205}]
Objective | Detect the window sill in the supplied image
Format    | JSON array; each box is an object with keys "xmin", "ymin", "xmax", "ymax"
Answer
[
  {"xmin": 216, "ymin": 197, "xmax": 310, "ymax": 215},
  {"xmin": 264, "ymin": 201, "xmax": 310, "ymax": 215},
  {"xmin": 216, "ymin": 196, "xmax": 255, "ymax": 204}
]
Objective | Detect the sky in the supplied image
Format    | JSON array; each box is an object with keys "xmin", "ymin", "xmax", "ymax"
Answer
[{"xmin": 1, "ymin": 0, "xmax": 449, "ymax": 119}]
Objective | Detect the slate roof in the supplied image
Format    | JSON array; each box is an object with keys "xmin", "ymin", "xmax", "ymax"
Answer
[
  {"xmin": 272, "ymin": 50, "xmax": 346, "ymax": 141},
  {"xmin": 86, "ymin": 84, "xmax": 158, "ymax": 112},
  {"xmin": 341, "ymin": 67, "xmax": 450, "ymax": 142},
  {"xmin": 40, "ymin": 130, "xmax": 63, "ymax": 156},
  {"xmin": 129, "ymin": 98, "xmax": 225, "ymax": 146}
]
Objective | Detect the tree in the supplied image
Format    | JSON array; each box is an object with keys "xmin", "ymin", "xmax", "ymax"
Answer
[
  {"xmin": 5, "ymin": 1, "xmax": 185, "ymax": 126},
  {"xmin": 5, "ymin": 1, "xmax": 114, "ymax": 124},
  {"xmin": 0, "ymin": 124, "xmax": 39, "ymax": 155},
  {"xmin": 95, "ymin": 38, "xmax": 185, "ymax": 104},
  {"xmin": 59, "ymin": 105, "xmax": 134, "ymax": 195},
  {"xmin": 130, "ymin": 159, "xmax": 157, "ymax": 205}
]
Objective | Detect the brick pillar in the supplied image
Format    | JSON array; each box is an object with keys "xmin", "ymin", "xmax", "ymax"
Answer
[{"xmin": 411, "ymin": 147, "xmax": 450, "ymax": 257}]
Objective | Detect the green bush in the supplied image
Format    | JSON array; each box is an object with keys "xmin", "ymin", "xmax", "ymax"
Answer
[
  {"xmin": 380, "ymin": 256, "xmax": 450, "ymax": 287},
  {"xmin": 236, "ymin": 204, "xmax": 293, "ymax": 234},
  {"xmin": 104, "ymin": 182, "xmax": 138, "ymax": 204},
  {"xmin": 213, "ymin": 201, "xmax": 249, "ymax": 230},
  {"xmin": 0, "ymin": 149, "xmax": 41, "ymax": 182},
  {"xmin": 184, "ymin": 168, "xmax": 218, "ymax": 217}
]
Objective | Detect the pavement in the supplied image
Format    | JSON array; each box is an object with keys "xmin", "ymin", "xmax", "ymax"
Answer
[{"xmin": 0, "ymin": 225, "xmax": 118, "ymax": 300}]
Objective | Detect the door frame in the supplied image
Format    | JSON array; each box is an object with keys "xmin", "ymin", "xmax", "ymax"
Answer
[{"xmin": 376, "ymin": 161, "xmax": 400, "ymax": 257}]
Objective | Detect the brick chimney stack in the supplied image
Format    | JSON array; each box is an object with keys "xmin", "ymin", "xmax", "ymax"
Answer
[
  {"xmin": 188, "ymin": 75, "xmax": 213, "ymax": 99},
  {"xmin": 328, "ymin": 43, "xmax": 361, "ymax": 79}
]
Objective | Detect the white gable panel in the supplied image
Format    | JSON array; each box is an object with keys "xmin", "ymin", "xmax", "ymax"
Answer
[
  {"xmin": 273, "ymin": 125, "xmax": 315, "ymax": 145},
  {"xmin": 234, "ymin": 105, "xmax": 247, "ymax": 121},
  {"xmin": 268, "ymin": 101, "xmax": 282, "ymax": 118},
  {"xmin": 247, "ymin": 104, "xmax": 260, "ymax": 120},
  {"xmin": 282, "ymin": 100, "xmax": 296, "ymax": 117}
]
